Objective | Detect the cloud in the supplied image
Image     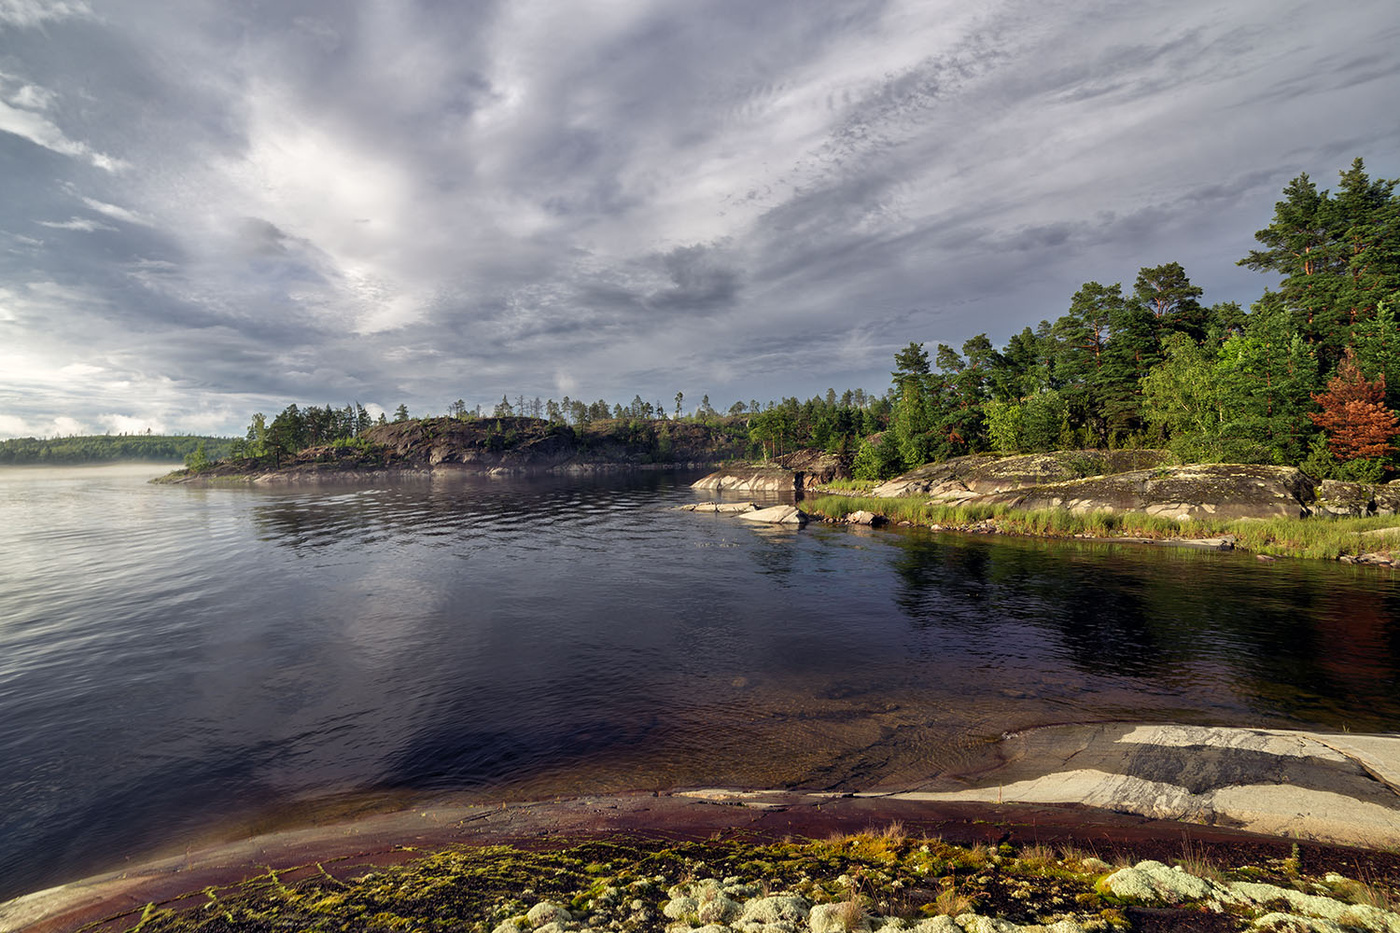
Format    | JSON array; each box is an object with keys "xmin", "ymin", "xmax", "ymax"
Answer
[
  {"xmin": 0, "ymin": 0, "xmax": 1397, "ymax": 438},
  {"xmin": 0, "ymin": 0, "xmax": 91, "ymax": 29},
  {"xmin": 36, "ymin": 216, "xmax": 117, "ymax": 232},
  {"xmin": 80, "ymin": 197, "xmax": 152, "ymax": 226},
  {"xmin": 0, "ymin": 92, "xmax": 127, "ymax": 171}
]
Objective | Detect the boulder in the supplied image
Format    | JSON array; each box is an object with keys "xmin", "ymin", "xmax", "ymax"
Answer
[
  {"xmin": 1315, "ymin": 479, "xmax": 1377, "ymax": 517},
  {"xmin": 846, "ymin": 510, "xmax": 886, "ymax": 527},
  {"xmin": 1376, "ymin": 483, "xmax": 1400, "ymax": 515},
  {"xmin": 692, "ymin": 465, "xmax": 800, "ymax": 494},
  {"xmin": 774, "ymin": 448, "xmax": 845, "ymax": 487},
  {"xmin": 739, "ymin": 505, "xmax": 808, "ymax": 525},
  {"xmin": 525, "ymin": 901, "xmax": 571, "ymax": 926}
]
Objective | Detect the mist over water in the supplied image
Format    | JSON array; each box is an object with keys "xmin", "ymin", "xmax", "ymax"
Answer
[{"xmin": 2, "ymin": 464, "xmax": 1398, "ymax": 900}]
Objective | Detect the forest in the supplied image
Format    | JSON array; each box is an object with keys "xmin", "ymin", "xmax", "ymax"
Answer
[
  {"xmin": 221, "ymin": 158, "xmax": 1399, "ymax": 482},
  {"xmin": 0, "ymin": 434, "xmax": 233, "ymax": 466}
]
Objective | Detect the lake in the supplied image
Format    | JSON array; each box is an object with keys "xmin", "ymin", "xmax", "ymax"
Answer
[{"xmin": 1, "ymin": 463, "xmax": 1398, "ymax": 901}]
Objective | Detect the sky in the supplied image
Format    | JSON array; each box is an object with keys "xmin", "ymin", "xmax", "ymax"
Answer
[{"xmin": 1, "ymin": 0, "xmax": 1398, "ymax": 438}]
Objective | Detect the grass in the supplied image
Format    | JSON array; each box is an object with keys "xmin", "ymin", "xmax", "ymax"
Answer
[
  {"xmin": 803, "ymin": 494, "xmax": 1400, "ymax": 562},
  {"xmin": 1177, "ymin": 836, "xmax": 1224, "ymax": 883},
  {"xmin": 816, "ymin": 477, "xmax": 882, "ymax": 494}
]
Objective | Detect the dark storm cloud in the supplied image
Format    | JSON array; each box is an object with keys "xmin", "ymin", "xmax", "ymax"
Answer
[{"xmin": 0, "ymin": 0, "xmax": 1397, "ymax": 436}]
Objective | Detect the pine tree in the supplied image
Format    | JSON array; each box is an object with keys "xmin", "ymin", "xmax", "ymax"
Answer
[{"xmin": 1309, "ymin": 349, "xmax": 1399, "ymax": 462}]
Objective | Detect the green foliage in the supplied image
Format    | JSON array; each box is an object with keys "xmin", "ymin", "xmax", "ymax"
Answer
[
  {"xmin": 183, "ymin": 441, "xmax": 211, "ymax": 473},
  {"xmin": 0, "ymin": 434, "xmax": 233, "ymax": 465},
  {"xmin": 982, "ymin": 400, "xmax": 1023, "ymax": 452},
  {"xmin": 1021, "ymin": 391, "xmax": 1067, "ymax": 453},
  {"xmin": 1140, "ymin": 333, "xmax": 1226, "ymax": 461},
  {"xmin": 851, "ymin": 434, "xmax": 902, "ymax": 481}
]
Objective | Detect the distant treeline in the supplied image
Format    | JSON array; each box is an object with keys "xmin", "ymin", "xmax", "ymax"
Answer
[{"xmin": 0, "ymin": 435, "xmax": 234, "ymax": 465}]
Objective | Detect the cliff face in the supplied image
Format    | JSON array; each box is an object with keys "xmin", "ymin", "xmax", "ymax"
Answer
[{"xmin": 162, "ymin": 417, "xmax": 749, "ymax": 483}]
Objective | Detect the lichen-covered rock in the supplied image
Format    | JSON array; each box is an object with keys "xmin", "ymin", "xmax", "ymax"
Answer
[
  {"xmin": 983, "ymin": 464, "xmax": 1316, "ymax": 520},
  {"xmin": 525, "ymin": 901, "xmax": 572, "ymax": 926},
  {"xmin": 1316, "ymin": 479, "xmax": 1377, "ymax": 517},
  {"xmin": 1250, "ymin": 913, "xmax": 1347, "ymax": 932},
  {"xmin": 872, "ymin": 450, "xmax": 1172, "ymax": 499},
  {"xmin": 664, "ymin": 896, "xmax": 699, "ymax": 920},
  {"xmin": 1226, "ymin": 880, "xmax": 1400, "ymax": 930},
  {"xmin": 740, "ymin": 895, "xmax": 811, "ymax": 924},
  {"xmin": 846, "ymin": 509, "xmax": 886, "ymax": 526},
  {"xmin": 908, "ymin": 917, "xmax": 962, "ymax": 932},
  {"xmin": 955, "ymin": 916, "xmax": 1025, "ymax": 933},
  {"xmin": 1100, "ymin": 860, "xmax": 1219, "ymax": 904}
]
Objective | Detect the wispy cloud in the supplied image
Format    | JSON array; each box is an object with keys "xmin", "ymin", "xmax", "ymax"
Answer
[{"xmin": 36, "ymin": 217, "xmax": 117, "ymax": 232}]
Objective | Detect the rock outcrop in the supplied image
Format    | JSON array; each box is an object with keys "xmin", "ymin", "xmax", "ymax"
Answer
[
  {"xmin": 980, "ymin": 463, "xmax": 1317, "ymax": 520},
  {"xmin": 161, "ymin": 417, "xmax": 750, "ymax": 483},
  {"xmin": 1315, "ymin": 479, "xmax": 1400, "ymax": 518},
  {"xmin": 691, "ymin": 464, "xmax": 803, "ymax": 495},
  {"xmin": 691, "ymin": 449, "xmax": 846, "ymax": 496},
  {"xmin": 872, "ymin": 449, "xmax": 1172, "ymax": 499},
  {"xmin": 878, "ymin": 723, "xmax": 1400, "ymax": 849}
]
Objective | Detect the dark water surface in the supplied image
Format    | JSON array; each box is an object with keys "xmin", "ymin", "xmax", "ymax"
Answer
[{"xmin": 2, "ymin": 464, "xmax": 1399, "ymax": 899}]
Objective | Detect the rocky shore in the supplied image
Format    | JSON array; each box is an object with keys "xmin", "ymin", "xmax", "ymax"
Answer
[
  {"xmin": 687, "ymin": 451, "xmax": 1400, "ymax": 564},
  {"xmin": 157, "ymin": 418, "xmax": 749, "ymax": 484},
  {"xmin": 5, "ymin": 725, "xmax": 1398, "ymax": 933}
]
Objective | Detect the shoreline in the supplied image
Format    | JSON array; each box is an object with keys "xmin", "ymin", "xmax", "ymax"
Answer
[
  {"xmin": 802, "ymin": 490, "xmax": 1400, "ymax": 567},
  {"xmin": 6, "ymin": 723, "xmax": 1399, "ymax": 933}
]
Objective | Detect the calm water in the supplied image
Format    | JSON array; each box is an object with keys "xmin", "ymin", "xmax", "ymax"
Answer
[{"xmin": 2, "ymin": 464, "xmax": 1399, "ymax": 899}]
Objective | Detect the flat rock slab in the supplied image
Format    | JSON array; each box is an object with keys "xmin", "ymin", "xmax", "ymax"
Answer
[
  {"xmin": 679, "ymin": 501, "xmax": 758, "ymax": 513},
  {"xmin": 739, "ymin": 504, "xmax": 808, "ymax": 525},
  {"xmin": 876, "ymin": 724, "xmax": 1400, "ymax": 849}
]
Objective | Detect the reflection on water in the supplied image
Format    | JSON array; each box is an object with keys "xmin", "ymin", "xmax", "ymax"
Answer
[{"xmin": 0, "ymin": 465, "xmax": 1397, "ymax": 900}]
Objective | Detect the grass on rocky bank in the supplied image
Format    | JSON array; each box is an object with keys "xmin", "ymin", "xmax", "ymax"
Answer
[
  {"xmin": 805, "ymin": 495, "xmax": 1400, "ymax": 561},
  {"xmin": 86, "ymin": 830, "xmax": 1400, "ymax": 933}
]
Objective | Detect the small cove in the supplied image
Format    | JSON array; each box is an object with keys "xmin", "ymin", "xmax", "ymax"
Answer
[{"xmin": 1, "ymin": 464, "xmax": 1398, "ymax": 902}]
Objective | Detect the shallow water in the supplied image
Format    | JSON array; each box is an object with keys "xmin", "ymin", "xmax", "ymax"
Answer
[{"xmin": 1, "ymin": 464, "xmax": 1397, "ymax": 899}]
